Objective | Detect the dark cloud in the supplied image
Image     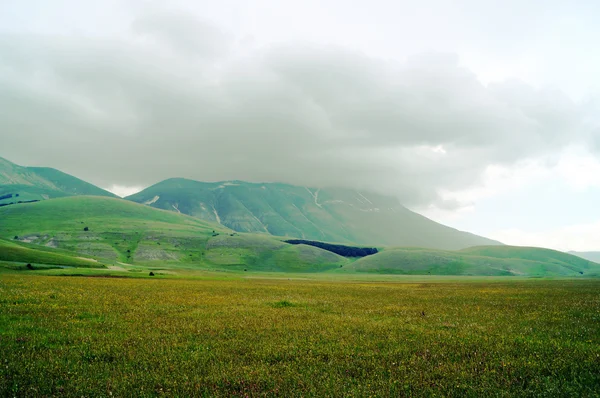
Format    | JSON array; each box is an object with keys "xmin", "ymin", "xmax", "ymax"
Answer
[{"xmin": 0, "ymin": 11, "xmax": 596, "ymax": 207}]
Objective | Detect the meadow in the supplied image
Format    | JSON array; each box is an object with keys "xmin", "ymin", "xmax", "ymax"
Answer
[{"xmin": 1, "ymin": 274, "xmax": 599, "ymax": 397}]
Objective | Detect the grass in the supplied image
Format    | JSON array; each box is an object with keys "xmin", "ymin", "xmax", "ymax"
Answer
[
  {"xmin": 345, "ymin": 246, "xmax": 600, "ymax": 277},
  {"xmin": 1, "ymin": 274, "xmax": 599, "ymax": 396},
  {"xmin": 0, "ymin": 156, "xmax": 115, "ymax": 202},
  {"xmin": 0, "ymin": 197, "xmax": 349, "ymax": 272},
  {"xmin": 1, "ymin": 197, "xmax": 599, "ymax": 276},
  {"xmin": 126, "ymin": 179, "xmax": 499, "ymax": 249},
  {"xmin": 0, "ymin": 239, "xmax": 104, "ymax": 269}
]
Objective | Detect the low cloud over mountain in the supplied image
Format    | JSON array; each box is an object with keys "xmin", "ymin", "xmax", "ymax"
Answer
[{"xmin": 1, "ymin": 6, "xmax": 598, "ymax": 210}]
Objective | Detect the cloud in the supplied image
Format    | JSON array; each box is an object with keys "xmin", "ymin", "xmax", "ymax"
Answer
[
  {"xmin": 105, "ymin": 184, "xmax": 144, "ymax": 198},
  {"xmin": 490, "ymin": 220, "xmax": 600, "ymax": 252},
  {"xmin": 0, "ymin": 9, "xmax": 597, "ymax": 209},
  {"xmin": 131, "ymin": 10, "xmax": 233, "ymax": 59}
]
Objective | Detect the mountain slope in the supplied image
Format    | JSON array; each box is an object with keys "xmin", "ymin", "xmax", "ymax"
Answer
[
  {"xmin": 569, "ymin": 251, "xmax": 600, "ymax": 263},
  {"xmin": 0, "ymin": 238, "xmax": 104, "ymax": 268},
  {"xmin": 343, "ymin": 246, "xmax": 600, "ymax": 277},
  {"xmin": 126, "ymin": 178, "xmax": 500, "ymax": 250},
  {"xmin": 0, "ymin": 196, "xmax": 345, "ymax": 272},
  {"xmin": 1, "ymin": 197, "xmax": 594, "ymax": 277},
  {"xmin": 0, "ymin": 157, "xmax": 115, "ymax": 204}
]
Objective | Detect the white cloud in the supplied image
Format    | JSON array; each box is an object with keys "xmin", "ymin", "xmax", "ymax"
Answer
[
  {"xmin": 555, "ymin": 147, "xmax": 600, "ymax": 191},
  {"xmin": 2, "ymin": 1, "xmax": 600, "ymax": 250},
  {"xmin": 105, "ymin": 185, "xmax": 144, "ymax": 198},
  {"xmin": 490, "ymin": 220, "xmax": 600, "ymax": 252}
]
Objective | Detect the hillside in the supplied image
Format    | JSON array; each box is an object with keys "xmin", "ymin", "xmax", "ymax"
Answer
[
  {"xmin": 569, "ymin": 251, "xmax": 600, "ymax": 263},
  {"xmin": 343, "ymin": 246, "xmax": 600, "ymax": 277},
  {"xmin": 0, "ymin": 197, "xmax": 596, "ymax": 277},
  {"xmin": 126, "ymin": 178, "xmax": 500, "ymax": 250},
  {"xmin": 0, "ymin": 157, "xmax": 115, "ymax": 204},
  {"xmin": 0, "ymin": 196, "xmax": 345, "ymax": 272},
  {"xmin": 0, "ymin": 239, "xmax": 104, "ymax": 268}
]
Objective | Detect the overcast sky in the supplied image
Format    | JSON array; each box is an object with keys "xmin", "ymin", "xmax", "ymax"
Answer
[{"xmin": 2, "ymin": 0, "xmax": 600, "ymax": 251}]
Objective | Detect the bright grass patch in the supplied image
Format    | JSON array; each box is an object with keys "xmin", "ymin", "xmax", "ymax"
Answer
[{"xmin": 0, "ymin": 275, "xmax": 599, "ymax": 396}]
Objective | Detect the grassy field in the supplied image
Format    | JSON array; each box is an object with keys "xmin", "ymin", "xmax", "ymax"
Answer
[
  {"xmin": 1, "ymin": 274, "xmax": 599, "ymax": 396},
  {"xmin": 346, "ymin": 246, "xmax": 600, "ymax": 277}
]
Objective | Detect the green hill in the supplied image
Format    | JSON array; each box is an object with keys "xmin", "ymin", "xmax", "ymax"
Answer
[
  {"xmin": 0, "ymin": 196, "xmax": 344, "ymax": 272},
  {"xmin": 569, "ymin": 251, "xmax": 600, "ymax": 263},
  {"xmin": 1, "ymin": 196, "xmax": 594, "ymax": 277},
  {"xmin": 0, "ymin": 156, "xmax": 115, "ymax": 204},
  {"xmin": 343, "ymin": 246, "xmax": 600, "ymax": 277},
  {"xmin": 126, "ymin": 178, "xmax": 500, "ymax": 250},
  {"xmin": 0, "ymin": 239, "xmax": 104, "ymax": 268}
]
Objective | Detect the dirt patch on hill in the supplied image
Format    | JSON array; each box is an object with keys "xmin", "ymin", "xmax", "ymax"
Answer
[{"xmin": 135, "ymin": 247, "xmax": 181, "ymax": 261}]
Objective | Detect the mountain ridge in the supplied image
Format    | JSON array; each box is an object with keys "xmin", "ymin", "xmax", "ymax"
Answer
[
  {"xmin": 126, "ymin": 177, "xmax": 501, "ymax": 250},
  {"xmin": 0, "ymin": 196, "xmax": 596, "ymax": 277},
  {"xmin": 0, "ymin": 156, "xmax": 116, "ymax": 202}
]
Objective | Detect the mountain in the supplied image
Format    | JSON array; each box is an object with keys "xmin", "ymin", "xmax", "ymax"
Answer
[
  {"xmin": 0, "ymin": 156, "xmax": 115, "ymax": 204},
  {"xmin": 1, "ymin": 197, "xmax": 596, "ymax": 277},
  {"xmin": 0, "ymin": 196, "xmax": 345, "ymax": 272},
  {"xmin": 569, "ymin": 251, "xmax": 600, "ymax": 263},
  {"xmin": 126, "ymin": 178, "xmax": 500, "ymax": 250},
  {"xmin": 343, "ymin": 246, "xmax": 600, "ymax": 277}
]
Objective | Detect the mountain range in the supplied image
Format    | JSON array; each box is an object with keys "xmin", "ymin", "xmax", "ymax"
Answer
[
  {"xmin": 1, "ymin": 155, "xmax": 598, "ymax": 277},
  {"xmin": 1, "ymin": 195, "xmax": 596, "ymax": 277},
  {"xmin": 1, "ymin": 156, "xmax": 497, "ymax": 250}
]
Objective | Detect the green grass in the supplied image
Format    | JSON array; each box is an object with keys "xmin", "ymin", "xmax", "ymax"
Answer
[
  {"xmin": 1, "ymin": 197, "xmax": 599, "ymax": 277},
  {"xmin": 0, "ymin": 275, "xmax": 598, "ymax": 396},
  {"xmin": 344, "ymin": 246, "xmax": 600, "ymax": 277},
  {"xmin": 0, "ymin": 239, "xmax": 104, "ymax": 268},
  {"xmin": 0, "ymin": 156, "xmax": 115, "ymax": 203},
  {"xmin": 126, "ymin": 178, "xmax": 499, "ymax": 249},
  {"xmin": 0, "ymin": 197, "xmax": 348, "ymax": 272}
]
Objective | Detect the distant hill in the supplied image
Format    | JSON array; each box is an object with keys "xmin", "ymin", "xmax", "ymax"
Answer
[
  {"xmin": 0, "ymin": 157, "xmax": 115, "ymax": 204},
  {"xmin": 569, "ymin": 251, "xmax": 600, "ymax": 263},
  {"xmin": 0, "ymin": 196, "xmax": 345, "ymax": 272},
  {"xmin": 1, "ymin": 197, "xmax": 596, "ymax": 277},
  {"xmin": 343, "ymin": 245, "xmax": 600, "ymax": 277},
  {"xmin": 0, "ymin": 238, "xmax": 104, "ymax": 269},
  {"xmin": 126, "ymin": 178, "xmax": 500, "ymax": 250}
]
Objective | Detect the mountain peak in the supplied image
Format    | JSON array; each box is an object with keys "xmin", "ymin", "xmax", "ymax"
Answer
[{"xmin": 0, "ymin": 156, "xmax": 116, "ymax": 202}]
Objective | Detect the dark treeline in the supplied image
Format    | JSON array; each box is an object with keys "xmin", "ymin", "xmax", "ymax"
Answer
[
  {"xmin": 0, "ymin": 200, "xmax": 40, "ymax": 208},
  {"xmin": 284, "ymin": 239, "xmax": 378, "ymax": 257},
  {"xmin": 0, "ymin": 193, "xmax": 13, "ymax": 201}
]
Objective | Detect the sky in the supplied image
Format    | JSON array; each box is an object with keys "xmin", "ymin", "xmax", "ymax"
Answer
[{"xmin": 1, "ymin": 0, "xmax": 600, "ymax": 251}]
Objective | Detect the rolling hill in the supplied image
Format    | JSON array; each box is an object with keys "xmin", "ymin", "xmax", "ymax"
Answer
[
  {"xmin": 0, "ymin": 196, "xmax": 345, "ymax": 272},
  {"xmin": 0, "ymin": 238, "xmax": 104, "ymax": 269},
  {"xmin": 569, "ymin": 251, "xmax": 600, "ymax": 263},
  {"xmin": 342, "ymin": 246, "xmax": 600, "ymax": 277},
  {"xmin": 0, "ymin": 197, "xmax": 596, "ymax": 277},
  {"xmin": 126, "ymin": 178, "xmax": 500, "ymax": 250},
  {"xmin": 0, "ymin": 156, "xmax": 115, "ymax": 204}
]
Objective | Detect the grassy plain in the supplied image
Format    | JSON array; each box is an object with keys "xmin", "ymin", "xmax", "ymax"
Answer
[{"xmin": 1, "ymin": 274, "xmax": 599, "ymax": 397}]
